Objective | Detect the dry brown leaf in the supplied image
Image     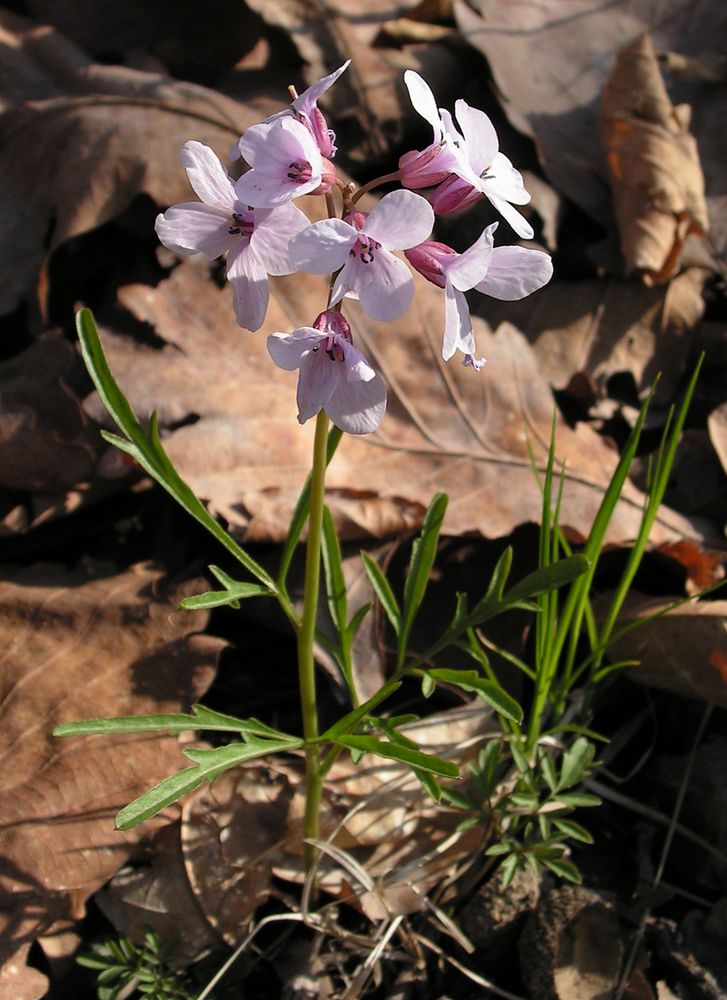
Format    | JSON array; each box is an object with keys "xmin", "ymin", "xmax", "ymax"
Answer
[
  {"xmin": 599, "ymin": 593, "xmax": 727, "ymax": 706},
  {"xmin": 519, "ymin": 887, "xmax": 624, "ymax": 1000},
  {"xmin": 244, "ymin": 0, "xmax": 437, "ymax": 160},
  {"xmin": 0, "ymin": 333, "xmax": 99, "ymax": 493},
  {"xmin": 601, "ymin": 34, "xmax": 708, "ymax": 284},
  {"xmin": 708, "ymin": 401, "xmax": 727, "ymax": 476},
  {"xmin": 476, "ymin": 270, "xmax": 705, "ymax": 404},
  {"xmin": 454, "ymin": 0, "xmax": 727, "ymax": 267},
  {"xmin": 0, "ymin": 561, "xmax": 223, "ymax": 991},
  {"xmin": 82, "ymin": 256, "xmax": 710, "ymax": 549},
  {"xmin": 0, "ymin": 9, "xmax": 271, "ymax": 315}
]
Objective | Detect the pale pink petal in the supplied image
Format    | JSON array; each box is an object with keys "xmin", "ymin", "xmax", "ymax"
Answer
[
  {"xmin": 329, "ymin": 258, "xmax": 362, "ymax": 306},
  {"xmin": 443, "ymin": 223, "xmax": 497, "ymax": 292},
  {"xmin": 364, "ymin": 190, "xmax": 434, "ymax": 250},
  {"xmin": 340, "ymin": 340, "xmax": 376, "ymax": 382},
  {"xmin": 442, "ymin": 283, "xmax": 475, "ymax": 361},
  {"xmin": 267, "ymin": 327, "xmax": 323, "ymax": 370},
  {"xmin": 180, "ymin": 141, "xmax": 237, "ymax": 210},
  {"xmin": 226, "ymin": 244, "xmax": 269, "ymax": 331},
  {"xmin": 440, "ymin": 109, "xmax": 481, "ymax": 189},
  {"xmin": 326, "ymin": 374, "xmax": 387, "ymax": 435},
  {"xmin": 292, "ymin": 61, "xmax": 350, "ymax": 116},
  {"xmin": 476, "ymin": 245, "xmax": 553, "ymax": 300},
  {"xmin": 484, "ymin": 191, "xmax": 534, "ymax": 239},
  {"xmin": 252, "ymin": 203, "xmax": 311, "ymax": 275},
  {"xmin": 404, "ymin": 71, "xmax": 444, "ymax": 142},
  {"xmin": 297, "ymin": 351, "xmax": 339, "ymax": 423},
  {"xmin": 234, "ymin": 168, "xmax": 313, "ymax": 208},
  {"xmin": 290, "ymin": 218, "xmax": 357, "ymax": 274},
  {"xmin": 154, "ymin": 203, "xmax": 231, "ymax": 259},
  {"xmin": 358, "ymin": 251, "xmax": 414, "ymax": 321},
  {"xmin": 239, "ymin": 119, "xmax": 321, "ymax": 175},
  {"xmin": 453, "ymin": 101, "xmax": 499, "ymax": 175}
]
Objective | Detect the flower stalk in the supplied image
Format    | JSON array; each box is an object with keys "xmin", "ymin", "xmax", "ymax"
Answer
[{"xmin": 298, "ymin": 408, "xmax": 330, "ymax": 872}]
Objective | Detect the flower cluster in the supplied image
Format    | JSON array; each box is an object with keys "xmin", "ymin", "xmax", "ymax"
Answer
[{"xmin": 155, "ymin": 64, "xmax": 552, "ymax": 435}]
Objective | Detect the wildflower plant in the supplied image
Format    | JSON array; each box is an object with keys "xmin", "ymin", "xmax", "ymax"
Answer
[{"xmin": 55, "ymin": 60, "xmax": 692, "ymax": 925}]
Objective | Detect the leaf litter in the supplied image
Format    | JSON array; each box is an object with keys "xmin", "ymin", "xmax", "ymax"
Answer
[{"xmin": 0, "ymin": 0, "xmax": 725, "ymax": 996}]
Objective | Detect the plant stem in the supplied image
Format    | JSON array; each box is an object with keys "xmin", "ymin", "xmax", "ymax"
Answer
[
  {"xmin": 351, "ymin": 170, "xmax": 402, "ymax": 204},
  {"xmin": 298, "ymin": 408, "xmax": 330, "ymax": 873}
]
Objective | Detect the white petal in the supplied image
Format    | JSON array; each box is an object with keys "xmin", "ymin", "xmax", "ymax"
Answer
[
  {"xmin": 180, "ymin": 141, "xmax": 236, "ymax": 210},
  {"xmin": 326, "ymin": 373, "xmax": 387, "ymax": 435},
  {"xmin": 329, "ymin": 259, "xmax": 360, "ymax": 306},
  {"xmin": 403, "ymin": 71, "xmax": 443, "ymax": 142},
  {"xmin": 235, "ymin": 168, "xmax": 317, "ymax": 208},
  {"xmin": 442, "ymin": 283, "xmax": 475, "ymax": 360},
  {"xmin": 267, "ymin": 327, "xmax": 323, "ymax": 370},
  {"xmin": 454, "ymin": 101, "xmax": 499, "ymax": 175},
  {"xmin": 226, "ymin": 244, "xmax": 269, "ymax": 331},
  {"xmin": 155, "ymin": 204, "xmax": 231, "ymax": 259},
  {"xmin": 252, "ymin": 203, "xmax": 311, "ymax": 275},
  {"xmin": 297, "ymin": 352, "xmax": 339, "ymax": 423},
  {"xmin": 358, "ymin": 251, "xmax": 414, "ymax": 321},
  {"xmin": 475, "ymin": 245, "xmax": 553, "ymax": 300},
  {"xmin": 486, "ymin": 152, "xmax": 531, "ymax": 205},
  {"xmin": 364, "ymin": 190, "xmax": 434, "ymax": 250},
  {"xmin": 444, "ymin": 223, "xmax": 497, "ymax": 291},
  {"xmin": 293, "ymin": 60, "xmax": 350, "ymax": 115},
  {"xmin": 289, "ymin": 218, "xmax": 357, "ymax": 273},
  {"xmin": 484, "ymin": 191, "xmax": 534, "ymax": 239}
]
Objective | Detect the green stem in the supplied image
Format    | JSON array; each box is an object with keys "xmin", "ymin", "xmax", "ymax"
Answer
[
  {"xmin": 298, "ymin": 409, "xmax": 330, "ymax": 873},
  {"xmin": 351, "ymin": 170, "xmax": 402, "ymax": 204}
]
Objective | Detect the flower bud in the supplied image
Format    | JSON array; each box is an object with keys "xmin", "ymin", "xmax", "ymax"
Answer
[
  {"xmin": 398, "ymin": 145, "xmax": 452, "ymax": 189},
  {"xmin": 404, "ymin": 240, "xmax": 456, "ymax": 289},
  {"xmin": 307, "ymin": 107, "xmax": 337, "ymax": 158},
  {"xmin": 310, "ymin": 157, "xmax": 337, "ymax": 196},
  {"xmin": 312, "ymin": 309, "xmax": 352, "ymax": 341},
  {"xmin": 429, "ymin": 174, "xmax": 481, "ymax": 215}
]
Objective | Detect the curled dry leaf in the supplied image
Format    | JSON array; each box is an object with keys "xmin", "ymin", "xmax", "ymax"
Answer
[
  {"xmin": 598, "ymin": 592, "xmax": 727, "ymax": 707},
  {"xmin": 454, "ymin": 0, "xmax": 727, "ymax": 266},
  {"xmin": 601, "ymin": 34, "xmax": 708, "ymax": 284},
  {"xmin": 477, "ymin": 269, "xmax": 705, "ymax": 404},
  {"xmin": 0, "ymin": 8, "xmax": 270, "ymax": 315},
  {"xmin": 0, "ymin": 561, "xmax": 223, "ymax": 994},
  {"xmin": 708, "ymin": 401, "xmax": 727, "ymax": 477},
  {"xmin": 83, "ymin": 257, "xmax": 712, "ymax": 548}
]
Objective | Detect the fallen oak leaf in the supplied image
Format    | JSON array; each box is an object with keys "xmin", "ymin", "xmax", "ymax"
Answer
[{"xmin": 601, "ymin": 34, "xmax": 708, "ymax": 284}]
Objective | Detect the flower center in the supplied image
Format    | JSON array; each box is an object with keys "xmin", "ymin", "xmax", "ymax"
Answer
[
  {"xmin": 349, "ymin": 235, "xmax": 381, "ymax": 265},
  {"xmin": 227, "ymin": 209, "xmax": 254, "ymax": 239},
  {"xmin": 287, "ymin": 160, "xmax": 313, "ymax": 183}
]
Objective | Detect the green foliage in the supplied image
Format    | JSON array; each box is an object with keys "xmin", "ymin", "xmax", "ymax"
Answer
[{"xmin": 78, "ymin": 930, "xmax": 193, "ymax": 1000}]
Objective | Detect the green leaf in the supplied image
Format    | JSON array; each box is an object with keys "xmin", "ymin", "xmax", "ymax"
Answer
[
  {"xmin": 320, "ymin": 682, "xmax": 401, "ymax": 740},
  {"xmin": 558, "ymin": 737, "xmax": 595, "ymax": 790},
  {"xmin": 180, "ymin": 580, "xmax": 271, "ymax": 610},
  {"xmin": 501, "ymin": 554, "xmax": 589, "ymax": 605},
  {"xmin": 55, "ymin": 704, "xmax": 297, "ymax": 740},
  {"xmin": 500, "ymin": 852, "xmax": 520, "ymax": 888},
  {"xmin": 542, "ymin": 856, "xmax": 582, "ymax": 883},
  {"xmin": 361, "ymin": 552, "xmax": 400, "ymax": 635},
  {"xmin": 334, "ymin": 735, "xmax": 459, "ymax": 777},
  {"xmin": 116, "ymin": 736, "xmax": 302, "ymax": 829},
  {"xmin": 277, "ymin": 425, "xmax": 343, "ymax": 589},
  {"xmin": 400, "ymin": 493, "xmax": 448, "ymax": 651},
  {"xmin": 76, "ymin": 308, "xmax": 274, "ymax": 591},
  {"xmin": 441, "ymin": 787, "xmax": 478, "ymax": 810},
  {"xmin": 321, "ymin": 505, "xmax": 347, "ymax": 633},
  {"xmin": 550, "ymin": 792, "xmax": 601, "ymax": 809},
  {"xmin": 346, "ymin": 603, "xmax": 371, "ymax": 641},
  {"xmin": 426, "ymin": 669, "xmax": 523, "ymax": 723},
  {"xmin": 421, "ymin": 672, "xmax": 435, "ymax": 698},
  {"xmin": 538, "ymin": 749, "xmax": 559, "ymax": 794},
  {"xmin": 470, "ymin": 547, "xmax": 513, "ymax": 621},
  {"xmin": 553, "ymin": 818, "xmax": 594, "ymax": 844}
]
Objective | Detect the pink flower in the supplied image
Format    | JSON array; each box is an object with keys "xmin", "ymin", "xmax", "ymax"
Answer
[
  {"xmin": 401, "ymin": 71, "xmax": 534, "ymax": 239},
  {"xmin": 406, "ymin": 222, "xmax": 553, "ymax": 365},
  {"xmin": 289, "ymin": 60, "xmax": 350, "ymax": 157},
  {"xmin": 155, "ymin": 141, "xmax": 310, "ymax": 331},
  {"xmin": 235, "ymin": 118, "xmax": 334, "ymax": 208},
  {"xmin": 267, "ymin": 311, "xmax": 387, "ymax": 434},
  {"xmin": 289, "ymin": 190, "xmax": 434, "ymax": 321}
]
